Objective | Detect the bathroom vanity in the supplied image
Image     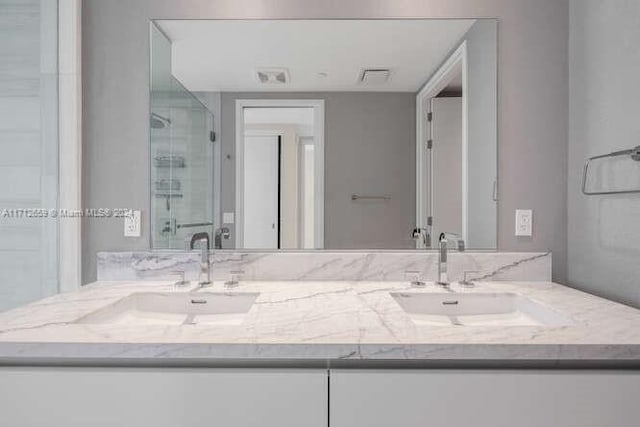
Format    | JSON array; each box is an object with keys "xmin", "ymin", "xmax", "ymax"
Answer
[
  {"xmin": 2, "ymin": 5, "xmax": 640, "ymax": 427},
  {"xmin": 1, "ymin": 275, "xmax": 639, "ymax": 427}
]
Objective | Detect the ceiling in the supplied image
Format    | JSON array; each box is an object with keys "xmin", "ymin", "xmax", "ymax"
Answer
[{"xmin": 156, "ymin": 19, "xmax": 475, "ymax": 93}]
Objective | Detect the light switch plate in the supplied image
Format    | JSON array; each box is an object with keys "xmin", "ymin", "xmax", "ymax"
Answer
[
  {"xmin": 124, "ymin": 210, "xmax": 141, "ymax": 237},
  {"xmin": 223, "ymin": 212, "xmax": 235, "ymax": 224},
  {"xmin": 515, "ymin": 209, "xmax": 533, "ymax": 236}
]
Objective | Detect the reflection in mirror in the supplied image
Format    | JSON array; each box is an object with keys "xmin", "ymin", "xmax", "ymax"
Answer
[
  {"xmin": 150, "ymin": 24, "xmax": 216, "ymax": 249},
  {"xmin": 149, "ymin": 19, "xmax": 497, "ymax": 251},
  {"xmin": 239, "ymin": 104, "xmax": 323, "ymax": 249}
]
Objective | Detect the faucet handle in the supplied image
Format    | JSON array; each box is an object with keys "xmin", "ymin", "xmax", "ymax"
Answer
[
  {"xmin": 405, "ymin": 270, "xmax": 426, "ymax": 287},
  {"xmin": 460, "ymin": 270, "xmax": 482, "ymax": 288},
  {"xmin": 168, "ymin": 270, "xmax": 189, "ymax": 288},
  {"xmin": 225, "ymin": 270, "xmax": 245, "ymax": 289}
]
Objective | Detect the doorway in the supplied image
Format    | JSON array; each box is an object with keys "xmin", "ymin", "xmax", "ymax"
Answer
[
  {"xmin": 415, "ymin": 41, "xmax": 468, "ymax": 248},
  {"xmin": 235, "ymin": 100, "xmax": 325, "ymax": 249}
]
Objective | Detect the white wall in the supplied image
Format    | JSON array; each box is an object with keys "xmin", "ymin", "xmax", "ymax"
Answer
[
  {"xmin": 464, "ymin": 19, "xmax": 498, "ymax": 249},
  {"xmin": 568, "ymin": 0, "xmax": 640, "ymax": 307}
]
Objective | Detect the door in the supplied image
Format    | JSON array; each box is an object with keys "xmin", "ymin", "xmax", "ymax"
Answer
[
  {"xmin": 431, "ymin": 97, "xmax": 463, "ymax": 242},
  {"xmin": 243, "ymin": 135, "xmax": 280, "ymax": 248}
]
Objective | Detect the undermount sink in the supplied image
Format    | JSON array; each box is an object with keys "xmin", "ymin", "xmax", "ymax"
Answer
[
  {"xmin": 75, "ymin": 292, "xmax": 259, "ymax": 326},
  {"xmin": 390, "ymin": 292, "xmax": 572, "ymax": 327}
]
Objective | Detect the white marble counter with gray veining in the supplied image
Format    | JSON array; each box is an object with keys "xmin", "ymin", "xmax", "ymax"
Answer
[
  {"xmin": 0, "ymin": 279, "xmax": 639, "ymax": 364},
  {"xmin": 96, "ymin": 251, "xmax": 553, "ymax": 283}
]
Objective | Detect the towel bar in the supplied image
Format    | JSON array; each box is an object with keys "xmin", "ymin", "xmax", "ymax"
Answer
[{"xmin": 581, "ymin": 145, "xmax": 640, "ymax": 195}]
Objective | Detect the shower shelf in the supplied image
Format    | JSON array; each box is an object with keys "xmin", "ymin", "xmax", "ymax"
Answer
[
  {"xmin": 155, "ymin": 179, "xmax": 181, "ymax": 192},
  {"xmin": 582, "ymin": 145, "xmax": 640, "ymax": 195},
  {"xmin": 154, "ymin": 155, "xmax": 186, "ymax": 168}
]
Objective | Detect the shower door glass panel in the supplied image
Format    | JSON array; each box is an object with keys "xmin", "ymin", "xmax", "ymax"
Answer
[
  {"xmin": 0, "ymin": 0, "xmax": 59, "ymax": 311},
  {"xmin": 150, "ymin": 24, "xmax": 214, "ymax": 249}
]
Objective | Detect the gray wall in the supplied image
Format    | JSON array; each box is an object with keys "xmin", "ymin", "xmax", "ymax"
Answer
[
  {"xmin": 82, "ymin": 0, "xmax": 569, "ymax": 283},
  {"xmin": 568, "ymin": 0, "xmax": 640, "ymax": 307},
  {"xmin": 220, "ymin": 92, "xmax": 416, "ymax": 249}
]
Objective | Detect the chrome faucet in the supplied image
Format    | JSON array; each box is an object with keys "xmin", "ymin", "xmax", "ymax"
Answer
[
  {"xmin": 189, "ymin": 232, "xmax": 211, "ymax": 287},
  {"xmin": 214, "ymin": 227, "xmax": 230, "ymax": 249},
  {"xmin": 437, "ymin": 232, "xmax": 465, "ymax": 286},
  {"xmin": 411, "ymin": 227, "xmax": 431, "ymax": 248}
]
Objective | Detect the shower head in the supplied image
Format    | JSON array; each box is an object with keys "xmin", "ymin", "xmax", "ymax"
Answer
[{"xmin": 151, "ymin": 113, "xmax": 171, "ymax": 129}]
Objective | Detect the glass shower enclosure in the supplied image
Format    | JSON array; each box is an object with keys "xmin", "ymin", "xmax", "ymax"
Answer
[
  {"xmin": 150, "ymin": 23, "xmax": 216, "ymax": 249},
  {"xmin": 0, "ymin": 0, "xmax": 59, "ymax": 311}
]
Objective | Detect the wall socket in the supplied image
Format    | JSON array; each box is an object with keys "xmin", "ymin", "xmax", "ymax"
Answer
[
  {"xmin": 124, "ymin": 210, "xmax": 141, "ymax": 237},
  {"xmin": 223, "ymin": 212, "xmax": 235, "ymax": 224},
  {"xmin": 515, "ymin": 209, "xmax": 533, "ymax": 237}
]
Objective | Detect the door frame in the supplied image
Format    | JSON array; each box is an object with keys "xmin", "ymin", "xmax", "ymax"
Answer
[
  {"xmin": 235, "ymin": 99, "xmax": 325, "ymax": 249},
  {"xmin": 297, "ymin": 136, "xmax": 316, "ymax": 249},
  {"xmin": 415, "ymin": 41, "xmax": 468, "ymax": 247}
]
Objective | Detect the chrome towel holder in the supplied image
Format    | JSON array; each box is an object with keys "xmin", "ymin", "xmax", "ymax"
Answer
[
  {"xmin": 351, "ymin": 193, "xmax": 391, "ymax": 201},
  {"xmin": 582, "ymin": 145, "xmax": 640, "ymax": 195}
]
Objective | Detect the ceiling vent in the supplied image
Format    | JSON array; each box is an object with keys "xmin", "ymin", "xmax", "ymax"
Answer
[
  {"xmin": 256, "ymin": 68, "xmax": 289, "ymax": 84},
  {"xmin": 359, "ymin": 68, "xmax": 391, "ymax": 85}
]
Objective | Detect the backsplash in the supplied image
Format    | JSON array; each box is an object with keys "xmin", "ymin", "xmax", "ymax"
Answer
[{"xmin": 97, "ymin": 251, "xmax": 551, "ymax": 282}]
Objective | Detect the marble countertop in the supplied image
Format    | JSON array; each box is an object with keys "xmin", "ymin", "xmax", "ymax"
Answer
[{"xmin": 0, "ymin": 280, "xmax": 639, "ymax": 364}]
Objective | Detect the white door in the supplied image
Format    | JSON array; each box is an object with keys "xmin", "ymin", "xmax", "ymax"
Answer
[
  {"xmin": 431, "ymin": 97, "xmax": 463, "ymax": 242},
  {"xmin": 243, "ymin": 135, "xmax": 279, "ymax": 248}
]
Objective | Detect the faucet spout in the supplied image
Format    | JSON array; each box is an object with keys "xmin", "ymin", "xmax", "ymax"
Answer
[
  {"xmin": 189, "ymin": 232, "xmax": 211, "ymax": 287},
  {"xmin": 437, "ymin": 232, "xmax": 465, "ymax": 286},
  {"xmin": 438, "ymin": 233, "xmax": 448, "ymax": 285}
]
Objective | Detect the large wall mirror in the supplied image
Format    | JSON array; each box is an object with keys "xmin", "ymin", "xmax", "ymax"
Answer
[{"xmin": 149, "ymin": 19, "xmax": 497, "ymax": 251}]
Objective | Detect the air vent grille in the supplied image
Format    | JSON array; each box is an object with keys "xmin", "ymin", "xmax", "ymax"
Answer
[
  {"xmin": 359, "ymin": 68, "xmax": 391, "ymax": 85},
  {"xmin": 256, "ymin": 68, "xmax": 289, "ymax": 84}
]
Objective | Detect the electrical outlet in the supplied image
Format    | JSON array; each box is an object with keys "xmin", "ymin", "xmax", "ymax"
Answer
[
  {"xmin": 124, "ymin": 210, "xmax": 141, "ymax": 237},
  {"xmin": 223, "ymin": 212, "xmax": 235, "ymax": 224},
  {"xmin": 515, "ymin": 209, "xmax": 533, "ymax": 237}
]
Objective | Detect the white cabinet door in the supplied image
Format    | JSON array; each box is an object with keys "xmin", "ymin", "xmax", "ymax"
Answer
[
  {"xmin": 330, "ymin": 369, "xmax": 640, "ymax": 427},
  {"xmin": 0, "ymin": 367, "xmax": 327, "ymax": 427}
]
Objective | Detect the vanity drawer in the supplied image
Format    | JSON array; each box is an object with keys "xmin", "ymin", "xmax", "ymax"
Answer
[
  {"xmin": 0, "ymin": 367, "xmax": 327, "ymax": 427},
  {"xmin": 330, "ymin": 369, "xmax": 640, "ymax": 427}
]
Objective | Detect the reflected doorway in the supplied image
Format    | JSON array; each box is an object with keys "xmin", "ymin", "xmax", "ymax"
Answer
[{"xmin": 235, "ymin": 100, "xmax": 325, "ymax": 249}]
